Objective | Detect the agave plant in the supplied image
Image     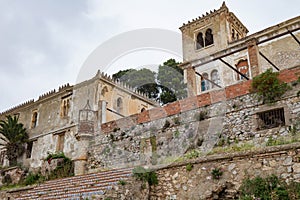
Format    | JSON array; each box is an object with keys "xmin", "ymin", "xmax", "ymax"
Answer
[{"xmin": 0, "ymin": 115, "xmax": 28, "ymax": 166}]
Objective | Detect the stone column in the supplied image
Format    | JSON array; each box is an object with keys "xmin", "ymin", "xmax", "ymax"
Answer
[{"xmin": 186, "ymin": 66, "xmax": 197, "ymax": 97}]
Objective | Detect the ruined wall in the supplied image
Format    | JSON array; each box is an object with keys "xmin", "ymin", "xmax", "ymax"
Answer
[
  {"xmin": 88, "ymin": 67, "xmax": 300, "ymax": 172},
  {"xmin": 151, "ymin": 143, "xmax": 300, "ymax": 199}
]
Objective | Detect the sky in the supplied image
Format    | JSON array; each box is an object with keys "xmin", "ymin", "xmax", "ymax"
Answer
[{"xmin": 0, "ymin": 0, "xmax": 299, "ymax": 112}]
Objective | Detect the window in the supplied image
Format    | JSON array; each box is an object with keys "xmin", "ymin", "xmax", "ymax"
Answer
[
  {"xmin": 257, "ymin": 108, "xmax": 285, "ymax": 130},
  {"xmin": 211, "ymin": 70, "xmax": 220, "ymax": 88},
  {"xmin": 196, "ymin": 32, "xmax": 204, "ymax": 49},
  {"xmin": 201, "ymin": 73, "xmax": 210, "ymax": 91},
  {"xmin": 232, "ymin": 29, "xmax": 235, "ymax": 40},
  {"xmin": 31, "ymin": 111, "xmax": 38, "ymax": 128},
  {"xmin": 205, "ymin": 29, "xmax": 214, "ymax": 46},
  {"xmin": 57, "ymin": 133, "xmax": 65, "ymax": 152},
  {"xmin": 26, "ymin": 141, "xmax": 33, "ymax": 158},
  {"xmin": 116, "ymin": 97, "xmax": 123, "ymax": 114},
  {"xmin": 236, "ymin": 59, "xmax": 249, "ymax": 80},
  {"xmin": 141, "ymin": 108, "xmax": 146, "ymax": 113},
  {"xmin": 60, "ymin": 97, "xmax": 70, "ymax": 118},
  {"xmin": 196, "ymin": 28, "xmax": 214, "ymax": 50}
]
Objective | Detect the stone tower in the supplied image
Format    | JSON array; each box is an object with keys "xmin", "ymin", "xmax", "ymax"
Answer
[{"xmin": 179, "ymin": 2, "xmax": 248, "ymax": 62}]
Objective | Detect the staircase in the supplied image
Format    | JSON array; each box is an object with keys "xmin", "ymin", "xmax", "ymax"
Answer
[{"xmin": 15, "ymin": 168, "xmax": 133, "ymax": 200}]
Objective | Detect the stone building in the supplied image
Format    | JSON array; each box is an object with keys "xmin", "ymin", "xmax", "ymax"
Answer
[
  {"xmin": 180, "ymin": 2, "xmax": 300, "ymax": 97},
  {"xmin": 0, "ymin": 71, "xmax": 157, "ymax": 174},
  {"xmin": 0, "ymin": 2, "xmax": 299, "ymax": 175}
]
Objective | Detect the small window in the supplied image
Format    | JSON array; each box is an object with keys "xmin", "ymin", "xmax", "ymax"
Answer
[
  {"xmin": 236, "ymin": 59, "xmax": 249, "ymax": 80},
  {"xmin": 116, "ymin": 97, "xmax": 123, "ymax": 114},
  {"xmin": 196, "ymin": 32, "xmax": 204, "ymax": 49},
  {"xmin": 201, "ymin": 73, "xmax": 210, "ymax": 92},
  {"xmin": 26, "ymin": 141, "xmax": 33, "ymax": 158},
  {"xmin": 257, "ymin": 108, "xmax": 285, "ymax": 130},
  {"xmin": 57, "ymin": 133, "xmax": 65, "ymax": 152},
  {"xmin": 141, "ymin": 108, "xmax": 146, "ymax": 113},
  {"xmin": 31, "ymin": 111, "xmax": 38, "ymax": 128},
  {"xmin": 60, "ymin": 97, "xmax": 70, "ymax": 118},
  {"xmin": 211, "ymin": 70, "xmax": 220, "ymax": 88},
  {"xmin": 205, "ymin": 29, "xmax": 214, "ymax": 46}
]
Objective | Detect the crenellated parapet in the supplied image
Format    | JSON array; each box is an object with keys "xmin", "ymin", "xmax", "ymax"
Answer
[
  {"xmin": 38, "ymin": 89, "xmax": 56, "ymax": 100},
  {"xmin": 58, "ymin": 83, "xmax": 72, "ymax": 92},
  {"xmin": 0, "ymin": 99, "xmax": 34, "ymax": 116},
  {"xmin": 180, "ymin": 1, "xmax": 228, "ymax": 29},
  {"xmin": 95, "ymin": 70, "xmax": 152, "ymax": 101}
]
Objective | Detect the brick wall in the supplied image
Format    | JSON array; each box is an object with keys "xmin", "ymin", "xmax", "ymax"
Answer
[{"xmin": 101, "ymin": 66, "xmax": 300, "ymax": 134}]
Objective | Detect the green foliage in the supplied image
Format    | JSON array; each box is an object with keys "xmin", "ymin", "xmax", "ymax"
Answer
[
  {"xmin": 211, "ymin": 167, "xmax": 223, "ymax": 180},
  {"xmin": 118, "ymin": 180, "xmax": 126, "ymax": 185},
  {"xmin": 112, "ymin": 68, "xmax": 159, "ymax": 99},
  {"xmin": 44, "ymin": 152, "xmax": 74, "ymax": 180},
  {"xmin": 174, "ymin": 129, "xmax": 180, "ymax": 138},
  {"xmin": 238, "ymin": 175, "xmax": 300, "ymax": 200},
  {"xmin": 158, "ymin": 59, "xmax": 187, "ymax": 104},
  {"xmin": 186, "ymin": 163, "xmax": 193, "ymax": 171},
  {"xmin": 132, "ymin": 166, "xmax": 158, "ymax": 186},
  {"xmin": 112, "ymin": 58, "xmax": 187, "ymax": 104},
  {"xmin": 23, "ymin": 172, "xmax": 44, "ymax": 185},
  {"xmin": 251, "ymin": 69, "xmax": 291, "ymax": 104},
  {"xmin": 45, "ymin": 151, "xmax": 70, "ymax": 162},
  {"xmin": 184, "ymin": 149, "xmax": 200, "ymax": 159},
  {"xmin": 0, "ymin": 115, "xmax": 28, "ymax": 166}
]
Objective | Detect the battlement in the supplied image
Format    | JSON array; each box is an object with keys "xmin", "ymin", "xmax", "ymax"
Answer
[
  {"xmin": 95, "ymin": 70, "xmax": 156, "ymax": 105},
  {"xmin": 0, "ymin": 99, "xmax": 34, "ymax": 116},
  {"xmin": 180, "ymin": 2, "xmax": 228, "ymax": 29}
]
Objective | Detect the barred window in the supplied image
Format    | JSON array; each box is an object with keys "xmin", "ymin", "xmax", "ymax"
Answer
[{"xmin": 257, "ymin": 108, "xmax": 285, "ymax": 130}]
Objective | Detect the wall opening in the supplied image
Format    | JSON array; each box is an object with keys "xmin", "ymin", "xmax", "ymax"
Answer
[
  {"xmin": 31, "ymin": 111, "xmax": 38, "ymax": 129},
  {"xmin": 257, "ymin": 108, "xmax": 285, "ymax": 130},
  {"xmin": 26, "ymin": 141, "xmax": 33, "ymax": 158},
  {"xmin": 57, "ymin": 133, "xmax": 65, "ymax": 152}
]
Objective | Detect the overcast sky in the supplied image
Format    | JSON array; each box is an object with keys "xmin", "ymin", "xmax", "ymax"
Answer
[{"xmin": 0, "ymin": 0, "xmax": 299, "ymax": 112}]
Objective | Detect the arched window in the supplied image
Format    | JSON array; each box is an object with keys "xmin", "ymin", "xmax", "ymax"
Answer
[
  {"xmin": 232, "ymin": 29, "xmax": 235, "ymax": 41},
  {"xmin": 31, "ymin": 111, "xmax": 38, "ymax": 128},
  {"xmin": 236, "ymin": 59, "xmax": 249, "ymax": 81},
  {"xmin": 201, "ymin": 73, "xmax": 210, "ymax": 91},
  {"xmin": 141, "ymin": 108, "xmax": 146, "ymax": 113},
  {"xmin": 116, "ymin": 97, "xmax": 123, "ymax": 113},
  {"xmin": 211, "ymin": 70, "xmax": 220, "ymax": 88},
  {"xmin": 196, "ymin": 32, "xmax": 204, "ymax": 49},
  {"xmin": 205, "ymin": 29, "xmax": 214, "ymax": 46}
]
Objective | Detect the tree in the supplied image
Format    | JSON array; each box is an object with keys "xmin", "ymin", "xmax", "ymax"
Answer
[
  {"xmin": 158, "ymin": 59, "xmax": 187, "ymax": 104},
  {"xmin": 0, "ymin": 115, "xmax": 28, "ymax": 166},
  {"xmin": 112, "ymin": 58, "xmax": 187, "ymax": 104},
  {"xmin": 113, "ymin": 68, "xmax": 160, "ymax": 99}
]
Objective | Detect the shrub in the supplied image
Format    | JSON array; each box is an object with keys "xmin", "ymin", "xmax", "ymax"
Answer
[
  {"xmin": 132, "ymin": 166, "xmax": 158, "ymax": 186},
  {"xmin": 251, "ymin": 69, "xmax": 290, "ymax": 104},
  {"xmin": 211, "ymin": 167, "xmax": 223, "ymax": 180},
  {"xmin": 238, "ymin": 175, "xmax": 297, "ymax": 200},
  {"xmin": 186, "ymin": 163, "xmax": 193, "ymax": 171},
  {"xmin": 118, "ymin": 180, "xmax": 126, "ymax": 185},
  {"xmin": 24, "ymin": 172, "xmax": 44, "ymax": 185}
]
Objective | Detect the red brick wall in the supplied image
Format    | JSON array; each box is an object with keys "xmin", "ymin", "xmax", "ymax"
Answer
[{"xmin": 101, "ymin": 67, "xmax": 300, "ymax": 133}]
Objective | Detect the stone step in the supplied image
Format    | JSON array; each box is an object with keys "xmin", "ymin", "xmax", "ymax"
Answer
[{"xmin": 16, "ymin": 167, "xmax": 133, "ymax": 200}]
